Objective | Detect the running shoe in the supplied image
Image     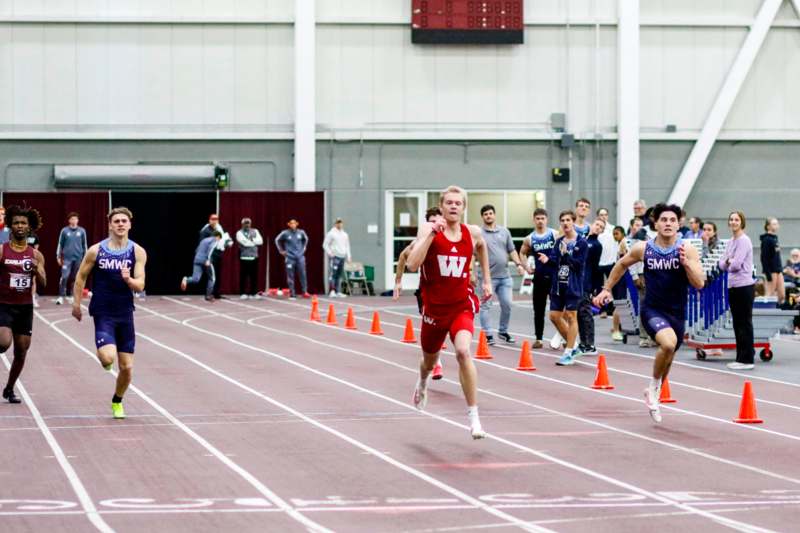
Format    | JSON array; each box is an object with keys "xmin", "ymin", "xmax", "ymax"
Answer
[
  {"xmin": 726, "ymin": 362, "xmax": 754, "ymax": 370},
  {"xmin": 302, "ymin": 292, "xmax": 312, "ymax": 299},
  {"xmin": 580, "ymin": 344, "xmax": 598, "ymax": 356},
  {"xmin": 549, "ymin": 332, "xmax": 564, "ymax": 350},
  {"xmin": 470, "ymin": 422, "xmax": 487, "ymax": 440},
  {"xmin": 111, "ymin": 402, "xmax": 126, "ymax": 419},
  {"xmin": 55, "ymin": 297, "xmax": 64, "ymax": 305},
  {"xmin": 329, "ymin": 290, "xmax": 337, "ymax": 298},
  {"xmin": 486, "ymin": 335, "xmax": 496, "ymax": 346},
  {"xmin": 412, "ymin": 379, "xmax": 428, "ymax": 410},
  {"xmin": 555, "ymin": 350, "xmax": 576, "ymax": 366},
  {"xmin": 336, "ymin": 292, "xmax": 347, "ymax": 298},
  {"xmin": 611, "ymin": 331, "xmax": 624, "ymax": 342},
  {"xmin": 240, "ymin": 294, "xmax": 249, "ymax": 300},
  {"xmin": 431, "ymin": 361, "xmax": 443, "ymax": 380},
  {"xmin": 498, "ymin": 332, "xmax": 515, "ymax": 344},
  {"xmin": 532, "ymin": 339, "xmax": 544, "ymax": 349},
  {"xmin": 2, "ymin": 387, "xmax": 21, "ymax": 404},
  {"xmin": 643, "ymin": 387, "xmax": 662, "ymax": 423}
]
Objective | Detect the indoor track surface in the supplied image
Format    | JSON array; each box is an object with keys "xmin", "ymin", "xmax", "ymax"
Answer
[{"xmin": 2, "ymin": 295, "xmax": 799, "ymax": 533}]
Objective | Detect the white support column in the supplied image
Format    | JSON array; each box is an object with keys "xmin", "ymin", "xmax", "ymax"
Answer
[
  {"xmin": 667, "ymin": 0, "xmax": 780, "ymax": 207},
  {"xmin": 791, "ymin": 0, "xmax": 800, "ymax": 19},
  {"xmin": 616, "ymin": 0, "xmax": 639, "ymax": 226},
  {"xmin": 294, "ymin": 0, "xmax": 316, "ymax": 192}
]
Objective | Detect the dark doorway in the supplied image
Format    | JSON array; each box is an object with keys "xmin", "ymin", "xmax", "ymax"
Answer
[{"xmin": 111, "ymin": 192, "xmax": 216, "ymax": 295}]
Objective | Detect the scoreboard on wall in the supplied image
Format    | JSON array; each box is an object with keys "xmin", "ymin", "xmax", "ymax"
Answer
[{"xmin": 412, "ymin": 1, "xmax": 524, "ymax": 44}]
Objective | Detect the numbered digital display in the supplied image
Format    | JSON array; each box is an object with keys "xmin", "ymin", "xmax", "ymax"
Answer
[{"xmin": 412, "ymin": 1, "xmax": 524, "ymax": 44}]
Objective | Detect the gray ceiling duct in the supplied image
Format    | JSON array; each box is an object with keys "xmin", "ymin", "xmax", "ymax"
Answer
[{"xmin": 54, "ymin": 164, "xmax": 217, "ymax": 189}]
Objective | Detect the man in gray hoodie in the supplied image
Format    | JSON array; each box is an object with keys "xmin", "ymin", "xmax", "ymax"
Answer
[
  {"xmin": 55, "ymin": 212, "xmax": 88, "ymax": 305},
  {"xmin": 275, "ymin": 219, "xmax": 310, "ymax": 299}
]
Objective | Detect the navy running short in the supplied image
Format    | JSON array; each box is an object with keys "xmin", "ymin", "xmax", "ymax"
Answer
[
  {"xmin": 93, "ymin": 313, "xmax": 136, "ymax": 354},
  {"xmin": 640, "ymin": 306, "xmax": 685, "ymax": 349},
  {"xmin": 549, "ymin": 292, "xmax": 580, "ymax": 312}
]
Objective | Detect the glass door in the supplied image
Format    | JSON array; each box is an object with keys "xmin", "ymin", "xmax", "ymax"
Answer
[{"xmin": 385, "ymin": 192, "xmax": 426, "ymax": 290}]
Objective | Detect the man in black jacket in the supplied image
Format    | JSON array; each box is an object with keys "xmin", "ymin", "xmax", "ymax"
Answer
[
  {"xmin": 198, "ymin": 214, "xmax": 233, "ymax": 299},
  {"xmin": 577, "ymin": 218, "xmax": 606, "ymax": 355}
]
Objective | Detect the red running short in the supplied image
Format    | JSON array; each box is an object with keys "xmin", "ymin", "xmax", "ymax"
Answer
[{"xmin": 420, "ymin": 310, "xmax": 476, "ymax": 354}]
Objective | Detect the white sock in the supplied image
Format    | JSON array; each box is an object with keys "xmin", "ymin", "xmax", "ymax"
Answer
[
  {"xmin": 467, "ymin": 406, "xmax": 479, "ymax": 422},
  {"xmin": 649, "ymin": 377, "xmax": 661, "ymax": 394},
  {"xmin": 563, "ymin": 347, "xmax": 573, "ymax": 356},
  {"xmin": 418, "ymin": 376, "xmax": 428, "ymax": 391}
]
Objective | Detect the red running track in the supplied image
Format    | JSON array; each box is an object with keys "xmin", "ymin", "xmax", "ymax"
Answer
[{"xmin": 1, "ymin": 295, "xmax": 799, "ymax": 532}]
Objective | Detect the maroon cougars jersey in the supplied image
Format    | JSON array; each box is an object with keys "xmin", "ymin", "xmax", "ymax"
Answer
[{"xmin": 0, "ymin": 244, "xmax": 36, "ymax": 305}]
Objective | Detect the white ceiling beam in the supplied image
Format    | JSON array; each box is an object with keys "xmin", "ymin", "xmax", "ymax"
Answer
[
  {"xmin": 667, "ymin": 0, "xmax": 781, "ymax": 207},
  {"xmin": 294, "ymin": 0, "xmax": 316, "ymax": 192},
  {"xmin": 617, "ymin": 0, "xmax": 640, "ymax": 227}
]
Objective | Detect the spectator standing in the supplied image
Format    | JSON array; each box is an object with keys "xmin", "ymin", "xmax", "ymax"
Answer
[
  {"xmin": 701, "ymin": 221, "xmax": 720, "ymax": 259},
  {"xmin": 783, "ymin": 248, "xmax": 800, "ymax": 289},
  {"xmin": 322, "ymin": 217, "xmax": 352, "ymax": 298},
  {"xmin": 685, "ymin": 217, "xmax": 704, "ymax": 240},
  {"xmin": 576, "ymin": 218, "xmax": 605, "ymax": 355},
  {"xmin": 574, "ymin": 198, "xmax": 591, "ymax": 238},
  {"xmin": 760, "ymin": 217, "xmax": 785, "ymax": 304},
  {"xmin": 719, "ymin": 211, "xmax": 756, "ymax": 370},
  {"xmin": 595, "ymin": 207, "xmax": 617, "ymax": 317},
  {"xmin": 55, "ymin": 212, "xmax": 88, "ymax": 305},
  {"xmin": 236, "ymin": 218, "xmax": 264, "ymax": 300},
  {"xmin": 275, "ymin": 219, "xmax": 310, "ymax": 300},
  {"xmin": 519, "ymin": 208, "xmax": 557, "ymax": 348},
  {"xmin": 610, "ymin": 226, "xmax": 629, "ymax": 341},
  {"xmin": 0, "ymin": 207, "xmax": 9, "ymax": 244},
  {"xmin": 477, "ymin": 205, "xmax": 526, "ymax": 345},
  {"xmin": 199, "ymin": 214, "xmax": 233, "ymax": 299}
]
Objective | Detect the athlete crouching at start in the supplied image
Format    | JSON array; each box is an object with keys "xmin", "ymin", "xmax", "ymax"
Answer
[{"xmin": 405, "ymin": 185, "xmax": 492, "ymax": 440}]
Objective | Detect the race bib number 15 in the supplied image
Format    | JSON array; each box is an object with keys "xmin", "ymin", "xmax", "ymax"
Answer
[{"xmin": 9, "ymin": 273, "xmax": 31, "ymax": 290}]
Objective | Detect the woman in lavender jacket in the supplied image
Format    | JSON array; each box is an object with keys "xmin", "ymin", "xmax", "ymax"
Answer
[{"xmin": 718, "ymin": 211, "xmax": 756, "ymax": 370}]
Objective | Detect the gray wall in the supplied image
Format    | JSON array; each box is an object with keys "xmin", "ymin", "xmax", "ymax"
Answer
[{"xmin": 2, "ymin": 139, "xmax": 798, "ymax": 291}]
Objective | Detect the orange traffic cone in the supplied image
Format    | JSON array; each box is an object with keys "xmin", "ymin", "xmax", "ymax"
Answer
[
  {"xmin": 344, "ymin": 307, "xmax": 357, "ymax": 330},
  {"xmin": 369, "ymin": 311, "xmax": 384, "ymax": 335},
  {"xmin": 734, "ymin": 381, "xmax": 763, "ymax": 424},
  {"xmin": 659, "ymin": 377, "xmax": 676, "ymax": 403},
  {"xmin": 591, "ymin": 354, "xmax": 615, "ymax": 390},
  {"xmin": 310, "ymin": 299, "xmax": 321, "ymax": 322},
  {"xmin": 516, "ymin": 340, "xmax": 536, "ymax": 371},
  {"xmin": 475, "ymin": 330, "xmax": 493, "ymax": 360},
  {"xmin": 326, "ymin": 304, "xmax": 338, "ymax": 325},
  {"xmin": 401, "ymin": 318, "xmax": 417, "ymax": 343}
]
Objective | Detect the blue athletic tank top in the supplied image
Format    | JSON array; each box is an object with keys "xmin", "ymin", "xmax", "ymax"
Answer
[
  {"xmin": 574, "ymin": 223, "xmax": 590, "ymax": 238},
  {"xmin": 528, "ymin": 228, "xmax": 557, "ymax": 275},
  {"xmin": 642, "ymin": 239, "xmax": 688, "ymax": 317},
  {"xmin": 89, "ymin": 239, "xmax": 136, "ymax": 317}
]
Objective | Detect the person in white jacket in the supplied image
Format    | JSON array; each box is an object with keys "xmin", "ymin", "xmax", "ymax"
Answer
[
  {"xmin": 236, "ymin": 218, "xmax": 264, "ymax": 299},
  {"xmin": 322, "ymin": 218, "xmax": 351, "ymax": 297}
]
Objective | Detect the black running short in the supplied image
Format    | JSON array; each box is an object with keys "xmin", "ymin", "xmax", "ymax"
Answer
[{"xmin": 0, "ymin": 303, "xmax": 34, "ymax": 336}]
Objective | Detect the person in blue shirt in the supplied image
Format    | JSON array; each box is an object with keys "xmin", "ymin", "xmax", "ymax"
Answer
[
  {"xmin": 180, "ymin": 232, "xmax": 221, "ymax": 301},
  {"xmin": 275, "ymin": 219, "xmax": 310, "ymax": 299},
  {"xmin": 576, "ymin": 218, "xmax": 605, "ymax": 356},
  {"xmin": 71, "ymin": 207, "xmax": 147, "ymax": 420},
  {"xmin": 539, "ymin": 210, "xmax": 587, "ymax": 366},
  {"xmin": 574, "ymin": 198, "xmax": 592, "ymax": 238},
  {"xmin": 519, "ymin": 208, "xmax": 557, "ymax": 348}
]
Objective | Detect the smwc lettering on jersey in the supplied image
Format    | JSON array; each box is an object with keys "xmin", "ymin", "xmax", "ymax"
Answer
[
  {"xmin": 646, "ymin": 256, "xmax": 680, "ymax": 270},
  {"xmin": 99, "ymin": 258, "xmax": 132, "ymax": 270},
  {"xmin": 437, "ymin": 255, "xmax": 468, "ymax": 278}
]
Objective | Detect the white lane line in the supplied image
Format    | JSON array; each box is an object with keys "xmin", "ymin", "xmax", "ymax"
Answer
[
  {"xmin": 218, "ymin": 297, "xmax": 800, "ymax": 443},
  {"xmin": 0, "ymin": 352, "xmax": 115, "ymax": 533},
  {"xmin": 35, "ymin": 312, "xmax": 333, "ymax": 533},
  {"xmin": 151, "ymin": 298, "xmax": 776, "ymax": 533},
  {"xmin": 131, "ymin": 315, "xmax": 555, "ymax": 533}
]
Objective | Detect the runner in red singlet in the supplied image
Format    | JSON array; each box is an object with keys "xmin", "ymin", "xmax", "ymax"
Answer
[
  {"xmin": 0, "ymin": 205, "xmax": 47, "ymax": 404},
  {"xmin": 406, "ymin": 185, "xmax": 492, "ymax": 439}
]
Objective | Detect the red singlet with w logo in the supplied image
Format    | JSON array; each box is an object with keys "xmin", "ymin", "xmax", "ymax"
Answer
[
  {"xmin": 0, "ymin": 245, "xmax": 35, "ymax": 305},
  {"xmin": 419, "ymin": 224, "xmax": 479, "ymax": 318}
]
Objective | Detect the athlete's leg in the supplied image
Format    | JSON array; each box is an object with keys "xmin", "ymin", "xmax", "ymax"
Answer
[
  {"xmin": 452, "ymin": 329, "xmax": 478, "ymax": 406},
  {"xmin": 775, "ymin": 273, "xmax": 786, "ymax": 304},
  {"xmin": 532, "ymin": 275, "xmax": 550, "ymax": 342},
  {"xmin": 96, "ymin": 344, "xmax": 116, "ymax": 369},
  {"xmin": 5, "ymin": 334, "xmax": 30, "ymax": 391},
  {"xmin": 549, "ymin": 310, "xmax": 569, "ymax": 339},
  {"xmin": 563, "ymin": 310, "xmax": 579, "ymax": 350},
  {"xmin": 67, "ymin": 260, "xmax": 81, "ymax": 296},
  {"xmin": 652, "ymin": 327, "xmax": 678, "ymax": 380},
  {"xmin": 205, "ymin": 263, "xmax": 216, "ymax": 299},
  {"xmin": 0, "ymin": 326, "xmax": 11, "ymax": 354},
  {"xmin": 496, "ymin": 277, "xmax": 512, "ymax": 336},
  {"xmin": 577, "ymin": 294, "xmax": 594, "ymax": 347},
  {"xmin": 115, "ymin": 352, "xmax": 133, "ymax": 398}
]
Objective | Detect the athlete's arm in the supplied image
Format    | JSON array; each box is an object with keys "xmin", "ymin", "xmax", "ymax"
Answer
[
  {"xmin": 519, "ymin": 237, "xmax": 535, "ymax": 274},
  {"xmin": 406, "ymin": 218, "xmax": 441, "ymax": 272},
  {"xmin": 593, "ymin": 241, "xmax": 646, "ymax": 307},
  {"xmin": 33, "ymin": 249, "xmax": 46, "ymax": 288},
  {"xmin": 72, "ymin": 245, "xmax": 99, "ymax": 321},
  {"xmin": 680, "ymin": 242, "xmax": 706, "ymax": 290},
  {"xmin": 393, "ymin": 242, "xmax": 414, "ymax": 300},
  {"xmin": 123, "ymin": 245, "xmax": 147, "ymax": 293},
  {"xmin": 470, "ymin": 225, "xmax": 493, "ymax": 303}
]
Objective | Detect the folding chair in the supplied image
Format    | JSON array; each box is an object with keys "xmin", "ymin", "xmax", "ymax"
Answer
[{"xmin": 343, "ymin": 262, "xmax": 374, "ymax": 296}]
